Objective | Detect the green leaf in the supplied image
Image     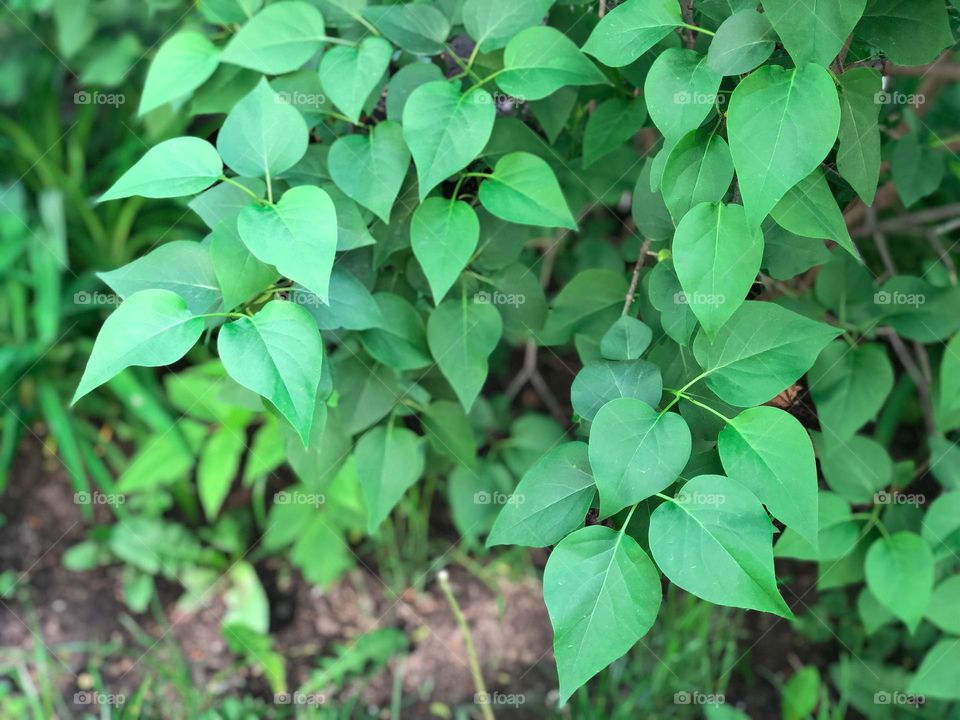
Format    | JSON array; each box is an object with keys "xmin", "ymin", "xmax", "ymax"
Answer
[
  {"xmin": 297, "ymin": 270, "xmax": 383, "ymax": 331},
  {"xmin": 782, "ymin": 667, "xmax": 820, "ymax": 720},
  {"xmin": 719, "ymin": 406, "xmax": 819, "ymax": 548},
  {"xmin": 319, "ymin": 36, "xmax": 392, "ymax": 123},
  {"xmin": 140, "ymin": 31, "xmax": 220, "ymax": 116},
  {"xmin": 386, "ymin": 61, "xmax": 445, "ymax": 122},
  {"xmin": 402, "ymin": 81, "xmax": 495, "ymax": 201},
  {"xmin": 221, "ymin": 0, "xmax": 326, "ymax": 74},
  {"xmin": 856, "ymin": 0, "xmax": 954, "ymax": 66},
  {"xmin": 328, "ymin": 120, "xmax": 410, "ymax": 223},
  {"xmin": 363, "ymin": 3, "xmax": 451, "ymax": 55},
  {"xmin": 198, "ymin": 425, "xmax": 246, "ymax": 520},
  {"xmin": 356, "ymin": 423, "xmax": 425, "ymax": 533},
  {"xmin": 761, "ymin": 0, "xmax": 865, "ymax": 66},
  {"xmin": 217, "ymin": 79, "xmax": 309, "ymax": 178},
  {"xmin": 73, "ymin": 290, "xmax": 204, "ymax": 403},
  {"xmin": 217, "ymin": 301, "xmax": 324, "ymax": 445},
  {"xmin": 937, "ymin": 333, "xmax": 960, "ymax": 431},
  {"xmin": 422, "ymin": 399, "xmax": 477, "ymax": 469},
  {"xmin": 190, "ymin": 177, "xmax": 265, "ymax": 230},
  {"xmin": 361, "ymin": 294, "xmax": 432, "ymax": 370},
  {"xmin": 463, "ymin": 0, "xmax": 553, "ymax": 52},
  {"xmin": 99, "ymin": 240, "xmax": 222, "ymax": 316},
  {"xmin": 673, "ymin": 202, "xmax": 763, "ymax": 337},
  {"xmin": 530, "ymin": 86, "xmax": 579, "ymax": 144},
  {"xmin": 426, "ymin": 296, "xmax": 503, "ymax": 411},
  {"xmin": 837, "ymin": 68, "xmax": 882, "ymax": 205},
  {"xmin": 600, "ymin": 316, "xmax": 652, "ymax": 360},
  {"xmin": 582, "ymin": 97, "xmax": 648, "ymax": 168},
  {"xmin": 487, "ymin": 442, "xmax": 596, "ymax": 548},
  {"xmin": 571, "ymin": 359, "xmax": 663, "ymax": 421},
  {"xmin": 649, "ymin": 475, "xmax": 793, "ymax": 617},
  {"xmin": 648, "ymin": 260, "xmax": 698, "ymax": 345},
  {"xmin": 237, "ymin": 185, "xmax": 337, "ymax": 302},
  {"xmin": 926, "ymin": 576, "xmax": 960, "ymax": 634},
  {"xmin": 582, "ymin": 0, "xmax": 684, "ymax": 67},
  {"xmin": 632, "ymin": 159, "xmax": 674, "ymax": 241},
  {"xmin": 891, "ymin": 131, "xmax": 946, "ymax": 208},
  {"xmin": 411, "ymin": 197, "xmax": 480, "ymax": 304},
  {"xmin": 909, "ymin": 640, "xmax": 960, "ymax": 700},
  {"xmin": 864, "ymin": 532, "xmax": 933, "ymax": 632},
  {"xmin": 211, "ymin": 220, "xmax": 278, "ymax": 312},
  {"xmin": 921, "ymin": 490, "xmax": 960, "ymax": 559},
  {"xmin": 498, "ymin": 26, "xmax": 609, "ymax": 101},
  {"xmin": 727, "ymin": 63, "xmax": 840, "ymax": 226},
  {"xmin": 762, "ymin": 222, "xmax": 831, "ymax": 281},
  {"xmin": 644, "ymin": 48, "xmax": 721, "ymax": 143},
  {"xmin": 543, "ymin": 525, "xmax": 661, "ymax": 704},
  {"xmin": 589, "ymin": 398, "xmax": 692, "ymax": 518},
  {"xmin": 707, "ymin": 9, "xmax": 776, "ymax": 76},
  {"xmin": 771, "ymin": 169, "xmax": 859, "ymax": 258},
  {"xmin": 98, "ymin": 137, "xmax": 222, "ymax": 202},
  {"xmin": 808, "ymin": 341, "xmax": 894, "ymax": 440},
  {"xmin": 816, "ymin": 432, "xmax": 892, "ymax": 503},
  {"xmin": 478, "ymin": 152, "xmax": 577, "ymax": 229},
  {"xmin": 693, "ymin": 301, "xmax": 840, "ymax": 406},
  {"xmin": 661, "ymin": 129, "xmax": 734, "ymax": 223}
]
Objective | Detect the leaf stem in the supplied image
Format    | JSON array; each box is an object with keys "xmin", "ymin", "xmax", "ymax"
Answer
[
  {"xmin": 218, "ymin": 175, "xmax": 264, "ymax": 203},
  {"xmin": 617, "ymin": 504, "xmax": 638, "ymax": 537},
  {"xmin": 675, "ymin": 393, "xmax": 732, "ymax": 423},
  {"xmin": 197, "ymin": 311, "xmax": 249, "ymax": 321},
  {"xmin": 658, "ymin": 372, "xmax": 708, "ymax": 416},
  {"xmin": 681, "ymin": 23, "xmax": 716, "ymax": 37},
  {"xmin": 320, "ymin": 35, "xmax": 358, "ymax": 47}
]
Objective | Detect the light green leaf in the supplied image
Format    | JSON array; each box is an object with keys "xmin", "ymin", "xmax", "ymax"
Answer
[
  {"xmin": 361, "ymin": 294, "xmax": 432, "ymax": 370},
  {"xmin": 909, "ymin": 640, "xmax": 960, "ymax": 700},
  {"xmin": 926, "ymin": 576, "xmax": 960, "ymax": 634},
  {"xmin": 426, "ymin": 297, "xmax": 503, "ymax": 411},
  {"xmin": 582, "ymin": 97, "xmax": 647, "ymax": 168},
  {"xmin": 463, "ymin": 0, "xmax": 554, "ymax": 52},
  {"xmin": 422, "ymin": 399, "xmax": 477, "ymax": 469},
  {"xmin": 865, "ymin": 532, "xmax": 933, "ymax": 632},
  {"xmin": 385, "ymin": 61, "xmax": 445, "ymax": 121},
  {"xmin": 891, "ymin": 131, "xmax": 946, "ymax": 208},
  {"xmin": 237, "ymin": 185, "xmax": 337, "ymax": 302},
  {"xmin": 693, "ymin": 301, "xmax": 841, "ymax": 406},
  {"xmin": 222, "ymin": 0, "xmax": 326, "ymax": 74},
  {"xmin": 319, "ymin": 36, "xmax": 392, "ymax": 123},
  {"xmin": 761, "ymin": 0, "xmax": 865, "ymax": 66},
  {"xmin": 98, "ymin": 137, "xmax": 222, "ymax": 202},
  {"xmin": 73, "ymin": 290, "xmax": 204, "ymax": 403},
  {"xmin": 661, "ymin": 129, "xmax": 734, "ymax": 223},
  {"xmin": 297, "ymin": 269, "xmax": 383, "ymax": 331},
  {"xmin": 99, "ymin": 240, "xmax": 222, "ymax": 316},
  {"xmin": 411, "ymin": 197, "xmax": 480, "ymax": 304},
  {"xmin": 363, "ymin": 3, "xmax": 451, "ymax": 55},
  {"xmin": 727, "ymin": 63, "xmax": 840, "ymax": 226},
  {"xmin": 771, "ymin": 169, "xmax": 859, "ymax": 258},
  {"xmin": 649, "ymin": 474, "xmax": 793, "ymax": 617},
  {"xmin": 589, "ymin": 398, "xmax": 692, "ymax": 518},
  {"xmin": 937, "ymin": 333, "xmax": 960, "ymax": 432},
  {"xmin": 487, "ymin": 442, "xmax": 596, "ymax": 548},
  {"xmin": 478, "ymin": 152, "xmax": 577, "ymax": 229},
  {"xmin": 356, "ymin": 424, "xmax": 425, "ymax": 533},
  {"xmin": 600, "ymin": 316, "xmax": 652, "ymax": 360},
  {"xmin": 217, "ymin": 300, "xmax": 324, "ymax": 445},
  {"xmin": 808, "ymin": 341, "xmax": 894, "ymax": 440},
  {"xmin": 140, "ymin": 31, "xmax": 220, "ymax": 116},
  {"xmin": 707, "ymin": 9, "xmax": 776, "ymax": 76},
  {"xmin": 582, "ymin": 0, "xmax": 684, "ymax": 67},
  {"xmin": 198, "ymin": 425, "xmax": 246, "ymax": 520},
  {"xmin": 837, "ymin": 67, "xmax": 882, "ymax": 205},
  {"xmin": 402, "ymin": 81, "xmax": 495, "ymax": 201},
  {"xmin": 498, "ymin": 26, "xmax": 609, "ymax": 101},
  {"xmin": 673, "ymin": 202, "xmax": 763, "ymax": 337},
  {"xmin": 543, "ymin": 525, "xmax": 661, "ymax": 704},
  {"xmin": 189, "ymin": 177, "xmax": 265, "ymax": 230},
  {"xmin": 572, "ymin": 359, "xmax": 662, "ymax": 422},
  {"xmin": 211, "ymin": 219, "xmax": 278, "ymax": 312},
  {"xmin": 719, "ymin": 406, "xmax": 819, "ymax": 548},
  {"xmin": 217, "ymin": 78, "xmax": 309, "ymax": 178},
  {"xmin": 816, "ymin": 432, "xmax": 891, "ymax": 503},
  {"xmin": 328, "ymin": 120, "xmax": 410, "ymax": 223},
  {"xmin": 644, "ymin": 48, "xmax": 721, "ymax": 143},
  {"xmin": 857, "ymin": 0, "xmax": 954, "ymax": 66}
]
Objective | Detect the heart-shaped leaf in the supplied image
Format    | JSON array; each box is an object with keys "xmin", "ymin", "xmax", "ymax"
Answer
[
  {"xmin": 99, "ymin": 137, "xmax": 222, "ymax": 202},
  {"xmin": 319, "ymin": 36, "xmax": 392, "ymax": 123},
  {"xmin": 478, "ymin": 152, "xmax": 577, "ymax": 229},
  {"xmin": 411, "ymin": 197, "xmax": 480, "ymax": 304}
]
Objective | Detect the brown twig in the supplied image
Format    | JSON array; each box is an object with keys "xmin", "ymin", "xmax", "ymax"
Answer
[
  {"xmin": 877, "ymin": 328, "xmax": 936, "ymax": 435},
  {"xmin": 622, "ymin": 239, "xmax": 650, "ymax": 315}
]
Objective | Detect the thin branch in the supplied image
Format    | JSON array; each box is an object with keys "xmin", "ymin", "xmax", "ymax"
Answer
[
  {"xmin": 877, "ymin": 328, "xmax": 936, "ymax": 436},
  {"xmin": 867, "ymin": 208, "xmax": 897, "ymax": 279},
  {"xmin": 622, "ymin": 239, "xmax": 650, "ymax": 315}
]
